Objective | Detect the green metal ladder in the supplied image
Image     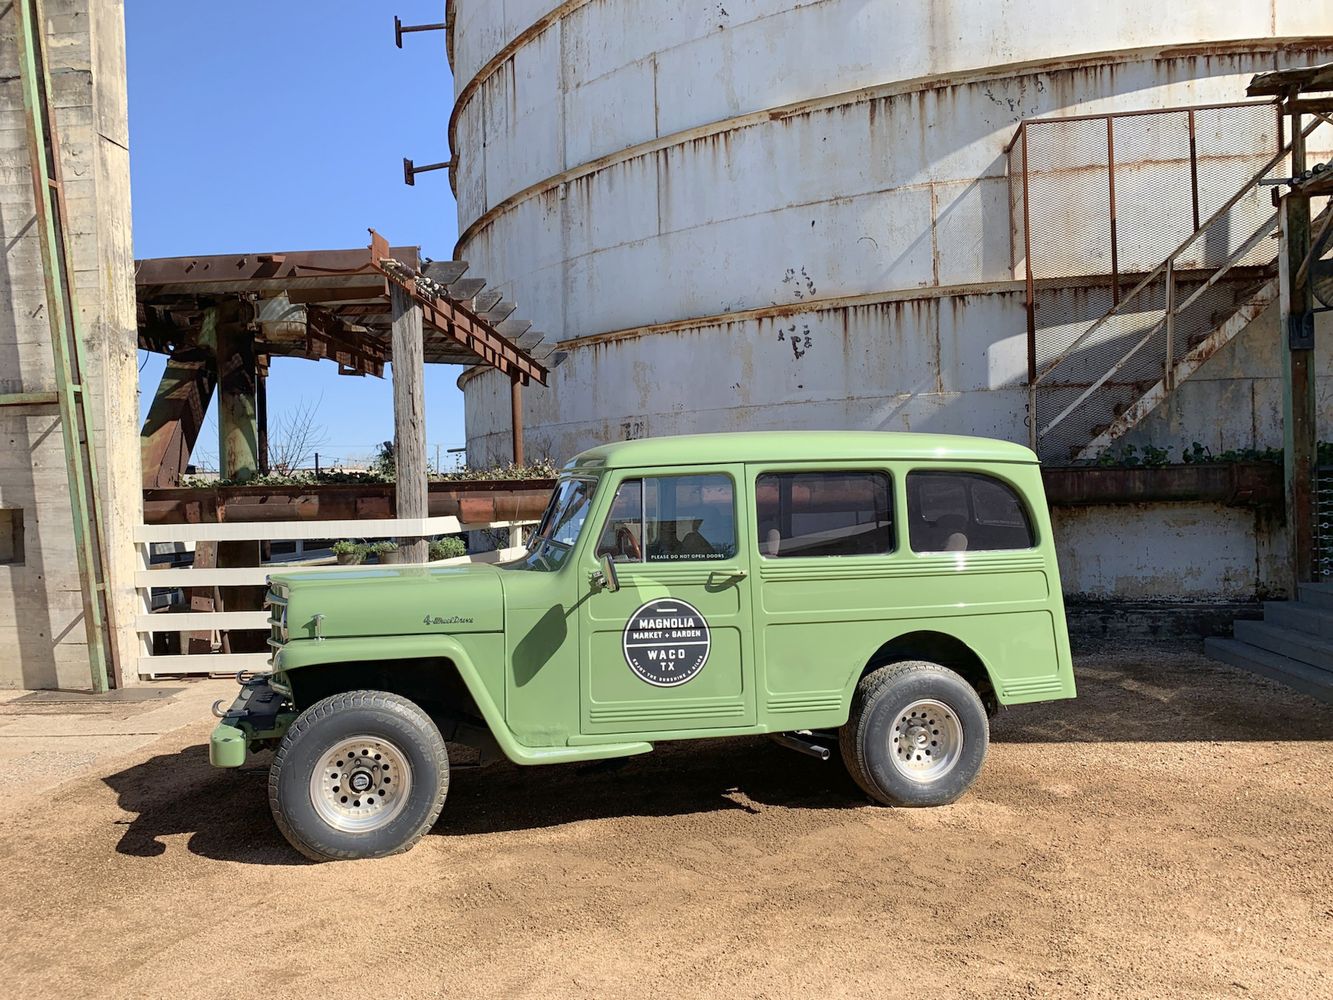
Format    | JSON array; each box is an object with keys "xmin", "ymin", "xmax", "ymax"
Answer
[{"xmin": 13, "ymin": 0, "xmax": 119, "ymax": 691}]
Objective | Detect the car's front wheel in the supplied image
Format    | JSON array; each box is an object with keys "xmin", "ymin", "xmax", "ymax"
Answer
[
  {"xmin": 269, "ymin": 690, "xmax": 448, "ymax": 861},
  {"xmin": 839, "ymin": 661, "xmax": 988, "ymax": 807}
]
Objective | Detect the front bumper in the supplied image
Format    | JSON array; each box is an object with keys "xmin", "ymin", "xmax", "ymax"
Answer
[{"xmin": 209, "ymin": 675, "xmax": 294, "ymax": 768}]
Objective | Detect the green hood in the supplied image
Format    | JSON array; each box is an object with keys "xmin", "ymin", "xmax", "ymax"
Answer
[{"xmin": 270, "ymin": 563, "xmax": 503, "ymax": 641}]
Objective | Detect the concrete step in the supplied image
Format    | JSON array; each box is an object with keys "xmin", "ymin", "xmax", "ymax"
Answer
[
  {"xmin": 1297, "ymin": 582, "xmax": 1333, "ymax": 611},
  {"xmin": 1234, "ymin": 619, "xmax": 1333, "ymax": 671},
  {"xmin": 1262, "ymin": 600, "xmax": 1333, "ymax": 638},
  {"xmin": 1204, "ymin": 638, "xmax": 1333, "ymax": 704}
]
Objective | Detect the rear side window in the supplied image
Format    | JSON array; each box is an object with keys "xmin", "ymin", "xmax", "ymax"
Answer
[
  {"xmin": 907, "ymin": 472, "xmax": 1035, "ymax": 552},
  {"xmin": 755, "ymin": 471, "xmax": 893, "ymax": 558}
]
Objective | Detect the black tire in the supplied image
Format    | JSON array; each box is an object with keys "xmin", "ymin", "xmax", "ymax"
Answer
[
  {"xmin": 839, "ymin": 660, "xmax": 988, "ymax": 807},
  {"xmin": 269, "ymin": 690, "xmax": 448, "ymax": 861}
]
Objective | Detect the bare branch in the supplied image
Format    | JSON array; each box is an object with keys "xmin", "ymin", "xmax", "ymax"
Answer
[{"xmin": 267, "ymin": 394, "xmax": 330, "ymax": 474}]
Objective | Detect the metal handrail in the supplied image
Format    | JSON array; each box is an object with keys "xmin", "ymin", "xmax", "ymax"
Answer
[
  {"xmin": 1003, "ymin": 98, "xmax": 1282, "ymax": 154},
  {"xmin": 1029, "ymin": 116, "xmax": 1321, "ymax": 392}
]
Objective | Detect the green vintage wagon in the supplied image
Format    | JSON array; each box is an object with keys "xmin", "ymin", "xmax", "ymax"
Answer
[{"xmin": 211, "ymin": 431, "xmax": 1075, "ymax": 860}]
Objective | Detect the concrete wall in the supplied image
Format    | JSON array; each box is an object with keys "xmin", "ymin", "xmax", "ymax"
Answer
[
  {"xmin": 0, "ymin": 0, "xmax": 140, "ymax": 689},
  {"xmin": 1054, "ymin": 503, "xmax": 1287, "ymax": 601}
]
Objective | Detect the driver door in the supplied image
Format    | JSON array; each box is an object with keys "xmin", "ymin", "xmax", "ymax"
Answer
[{"xmin": 577, "ymin": 466, "xmax": 755, "ymax": 736}]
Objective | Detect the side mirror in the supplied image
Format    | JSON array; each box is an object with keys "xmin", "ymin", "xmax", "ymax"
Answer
[{"xmin": 597, "ymin": 553, "xmax": 621, "ymax": 593}]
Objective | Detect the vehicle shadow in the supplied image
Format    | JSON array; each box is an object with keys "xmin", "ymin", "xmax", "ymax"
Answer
[
  {"xmin": 103, "ymin": 744, "xmax": 312, "ymax": 866},
  {"xmin": 435, "ymin": 736, "xmax": 860, "ymax": 838},
  {"xmin": 102, "ymin": 647, "xmax": 1333, "ymax": 863},
  {"xmin": 102, "ymin": 737, "xmax": 863, "ymax": 863}
]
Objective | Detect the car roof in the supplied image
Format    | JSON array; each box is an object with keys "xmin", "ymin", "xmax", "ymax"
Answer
[{"xmin": 565, "ymin": 431, "xmax": 1038, "ymax": 471}]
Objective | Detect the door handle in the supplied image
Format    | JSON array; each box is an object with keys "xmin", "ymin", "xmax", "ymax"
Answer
[{"xmin": 708, "ymin": 568, "xmax": 747, "ymax": 585}]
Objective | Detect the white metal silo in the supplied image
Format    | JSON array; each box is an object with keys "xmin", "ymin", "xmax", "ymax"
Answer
[{"xmin": 447, "ymin": 1, "xmax": 1333, "ymax": 470}]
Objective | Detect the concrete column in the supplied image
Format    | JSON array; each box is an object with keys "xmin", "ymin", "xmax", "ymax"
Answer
[{"xmin": 391, "ymin": 285, "xmax": 428, "ymax": 563}]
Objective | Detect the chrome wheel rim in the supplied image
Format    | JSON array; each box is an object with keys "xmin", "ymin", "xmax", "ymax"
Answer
[
  {"xmin": 889, "ymin": 699, "xmax": 963, "ymax": 783},
  {"xmin": 309, "ymin": 735, "xmax": 413, "ymax": 834}
]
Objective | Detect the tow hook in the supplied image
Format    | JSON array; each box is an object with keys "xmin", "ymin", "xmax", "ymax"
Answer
[
  {"xmin": 211, "ymin": 699, "xmax": 229, "ymax": 719},
  {"xmin": 770, "ymin": 731, "xmax": 832, "ymax": 761}
]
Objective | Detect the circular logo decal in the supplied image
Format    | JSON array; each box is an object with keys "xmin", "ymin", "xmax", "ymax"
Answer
[{"xmin": 622, "ymin": 598, "xmax": 712, "ymax": 687}]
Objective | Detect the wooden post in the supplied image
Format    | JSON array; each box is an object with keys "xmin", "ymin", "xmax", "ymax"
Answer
[
  {"xmin": 257, "ymin": 368, "xmax": 270, "ymax": 475},
  {"xmin": 1280, "ymin": 200, "xmax": 1316, "ymax": 589},
  {"xmin": 391, "ymin": 284, "xmax": 429, "ymax": 563},
  {"xmin": 212, "ymin": 301, "xmax": 265, "ymax": 651},
  {"xmin": 510, "ymin": 376, "xmax": 525, "ymax": 466},
  {"xmin": 214, "ymin": 302, "xmax": 259, "ymax": 483},
  {"xmin": 1281, "ymin": 95, "xmax": 1315, "ymax": 590}
]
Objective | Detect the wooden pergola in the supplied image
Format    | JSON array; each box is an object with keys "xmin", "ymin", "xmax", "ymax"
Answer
[{"xmin": 136, "ymin": 229, "xmax": 553, "ymax": 565}]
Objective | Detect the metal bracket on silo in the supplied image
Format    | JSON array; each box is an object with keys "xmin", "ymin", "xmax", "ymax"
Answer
[
  {"xmin": 394, "ymin": 14, "xmax": 449, "ymax": 48},
  {"xmin": 403, "ymin": 156, "xmax": 457, "ymax": 186}
]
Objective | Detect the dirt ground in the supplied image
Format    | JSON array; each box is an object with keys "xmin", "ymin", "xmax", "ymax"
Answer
[{"xmin": 1, "ymin": 640, "xmax": 1331, "ymax": 1000}]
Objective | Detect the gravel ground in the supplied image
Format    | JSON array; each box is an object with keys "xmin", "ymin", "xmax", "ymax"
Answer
[{"xmin": 1, "ymin": 640, "xmax": 1331, "ymax": 1000}]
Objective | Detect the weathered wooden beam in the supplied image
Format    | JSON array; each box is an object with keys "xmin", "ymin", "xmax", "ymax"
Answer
[
  {"xmin": 139, "ymin": 345, "xmax": 216, "ymax": 488},
  {"xmin": 1248, "ymin": 63, "xmax": 1333, "ymax": 97},
  {"xmin": 1281, "ymin": 113, "xmax": 1316, "ymax": 591},
  {"xmin": 391, "ymin": 285, "xmax": 429, "ymax": 563},
  {"xmin": 135, "ymin": 246, "xmax": 419, "ymax": 291}
]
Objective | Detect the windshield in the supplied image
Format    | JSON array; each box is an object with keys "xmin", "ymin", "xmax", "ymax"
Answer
[{"xmin": 523, "ymin": 476, "xmax": 598, "ymax": 569}]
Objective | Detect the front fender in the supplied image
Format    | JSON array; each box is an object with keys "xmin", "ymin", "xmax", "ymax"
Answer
[{"xmin": 275, "ymin": 637, "xmax": 651, "ymax": 766}]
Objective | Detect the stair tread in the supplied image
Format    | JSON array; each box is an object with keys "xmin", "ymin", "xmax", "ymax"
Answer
[
  {"xmin": 1205, "ymin": 638, "xmax": 1333, "ymax": 703},
  {"xmin": 1235, "ymin": 619, "xmax": 1333, "ymax": 663},
  {"xmin": 1263, "ymin": 600, "xmax": 1333, "ymax": 618}
]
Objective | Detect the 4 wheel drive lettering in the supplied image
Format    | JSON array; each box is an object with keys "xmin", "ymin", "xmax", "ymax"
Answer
[
  {"xmin": 622, "ymin": 598, "xmax": 712, "ymax": 687},
  {"xmin": 423, "ymin": 614, "xmax": 474, "ymax": 625}
]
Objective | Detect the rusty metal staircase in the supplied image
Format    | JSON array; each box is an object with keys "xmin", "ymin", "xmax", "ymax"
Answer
[{"xmin": 1019, "ymin": 110, "xmax": 1328, "ymax": 463}]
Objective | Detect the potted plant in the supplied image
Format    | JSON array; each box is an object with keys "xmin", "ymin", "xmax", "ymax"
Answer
[
  {"xmin": 369, "ymin": 540, "xmax": 402, "ymax": 564},
  {"xmin": 331, "ymin": 540, "xmax": 365, "ymax": 565}
]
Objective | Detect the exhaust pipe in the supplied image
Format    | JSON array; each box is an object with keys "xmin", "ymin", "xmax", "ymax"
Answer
[{"xmin": 770, "ymin": 731, "xmax": 831, "ymax": 761}]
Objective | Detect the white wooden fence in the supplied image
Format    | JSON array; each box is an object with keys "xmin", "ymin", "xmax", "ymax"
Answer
[{"xmin": 133, "ymin": 515, "xmax": 534, "ymax": 679}]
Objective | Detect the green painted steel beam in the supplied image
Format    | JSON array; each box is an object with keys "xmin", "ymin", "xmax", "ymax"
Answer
[
  {"xmin": 0, "ymin": 391, "xmax": 58, "ymax": 406},
  {"xmin": 14, "ymin": 0, "xmax": 117, "ymax": 692}
]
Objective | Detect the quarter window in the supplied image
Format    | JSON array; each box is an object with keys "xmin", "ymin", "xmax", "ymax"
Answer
[
  {"xmin": 596, "ymin": 474, "xmax": 737, "ymax": 562},
  {"xmin": 906, "ymin": 472, "xmax": 1035, "ymax": 552},
  {"xmin": 755, "ymin": 471, "xmax": 894, "ymax": 558}
]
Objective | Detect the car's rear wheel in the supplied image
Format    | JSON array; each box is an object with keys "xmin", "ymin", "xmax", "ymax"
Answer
[
  {"xmin": 839, "ymin": 661, "xmax": 988, "ymax": 807},
  {"xmin": 269, "ymin": 690, "xmax": 448, "ymax": 861}
]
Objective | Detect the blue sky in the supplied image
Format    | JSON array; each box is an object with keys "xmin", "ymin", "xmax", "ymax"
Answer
[{"xmin": 128, "ymin": 1, "xmax": 469, "ymax": 469}]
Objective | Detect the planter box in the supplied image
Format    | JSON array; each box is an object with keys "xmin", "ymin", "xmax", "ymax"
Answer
[
  {"xmin": 1041, "ymin": 463, "xmax": 1280, "ymax": 510},
  {"xmin": 143, "ymin": 478, "xmax": 556, "ymax": 525}
]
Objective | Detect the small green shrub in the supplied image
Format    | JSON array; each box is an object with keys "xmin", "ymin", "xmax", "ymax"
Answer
[
  {"xmin": 429, "ymin": 537, "xmax": 466, "ymax": 561},
  {"xmin": 331, "ymin": 540, "xmax": 362, "ymax": 555}
]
